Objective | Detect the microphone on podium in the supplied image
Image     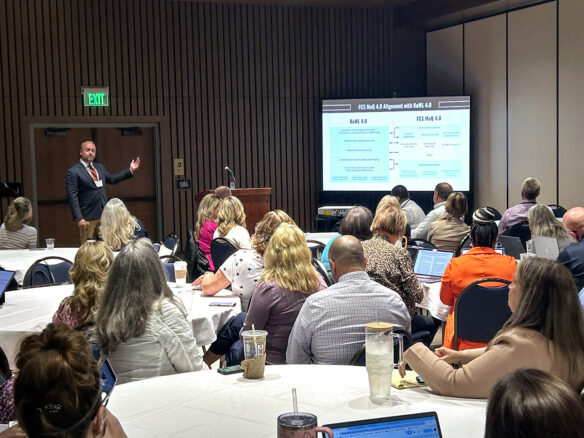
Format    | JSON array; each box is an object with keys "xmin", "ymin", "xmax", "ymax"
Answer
[{"xmin": 224, "ymin": 166, "xmax": 236, "ymax": 189}]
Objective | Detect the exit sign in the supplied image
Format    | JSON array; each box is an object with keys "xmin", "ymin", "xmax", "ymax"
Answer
[{"xmin": 82, "ymin": 87, "xmax": 109, "ymax": 107}]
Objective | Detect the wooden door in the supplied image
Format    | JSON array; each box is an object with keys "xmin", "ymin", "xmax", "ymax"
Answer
[{"xmin": 34, "ymin": 126, "xmax": 158, "ymax": 247}]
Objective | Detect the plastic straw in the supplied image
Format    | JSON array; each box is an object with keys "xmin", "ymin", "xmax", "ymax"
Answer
[
  {"xmin": 292, "ymin": 388, "xmax": 298, "ymax": 415},
  {"xmin": 252, "ymin": 324, "xmax": 258, "ymax": 356}
]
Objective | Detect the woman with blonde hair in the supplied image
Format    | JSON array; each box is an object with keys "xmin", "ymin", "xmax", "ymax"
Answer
[
  {"xmin": 52, "ymin": 241, "xmax": 114, "ymax": 334},
  {"xmin": 428, "ymin": 192, "xmax": 470, "ymax": 252},
  {"xmin": 213, "ymin": 196, "xmax": 252, "ymax": 249},
  {"xmin": 241, "ymin": 223, "xmax": 326, "ymax": 364},
  {"xmin": 400, "ymin": 257, "xmax": 584, "ymax": 398},
  {"xmin": 375, "ymin": 195, "xmax": 411, "ymax": 238},
  {"xmin": 0, "ymin": 197, "xmax": 37, "ymax": 249},
  {"xmin": 99, "ymin": 198, "xmax": 148, "ymax": 251},
  {"xmin": 194, "ymin": 193, "xmax": 222, "ymax": 270},
  {"xmin": 528, "ymin": 203, "xmax": 573, "ymax": 252}
]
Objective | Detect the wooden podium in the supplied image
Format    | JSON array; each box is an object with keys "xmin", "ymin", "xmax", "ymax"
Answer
[{"xmin": 195, "ymin": 188, "xmax": 272, "ymax": 236}]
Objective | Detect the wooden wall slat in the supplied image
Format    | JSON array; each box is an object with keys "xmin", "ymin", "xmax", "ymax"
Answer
[{"xmin": 1, "ymin": 0, "xmax": 396, "ymax": 234}]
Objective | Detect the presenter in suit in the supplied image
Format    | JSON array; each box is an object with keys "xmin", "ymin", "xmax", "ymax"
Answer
[{"xmin": 66, "ymin": 140, "xmax": 140, "ymax": 243}]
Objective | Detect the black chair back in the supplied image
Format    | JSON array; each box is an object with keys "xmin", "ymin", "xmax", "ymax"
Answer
[
  {"xmin": 0, "ymin": 346, "xmax": 10, "ymax": 381},
  {"xmin": 548, "ymin": 204, "xmax": 567, "ymax": 218},
  {"xmin": 163, "ymin": 262, "xmax": 176, "ymax": 282},
  {"xmin": 23, "ymin": 256, "xmax": 73, "ymax": 287},
  {"xmin": 507, "ymin": 222, "xmax": 531, "ymax": 248},
  {"xmin": 185, "ymin": 230, "xmax": 209, "ymax": 281},
  {"xmin": 210, "ymin": 238, "xmax": 238, "ymax": 271},
  {"xmin": 312, "ymin": 258, "xmax": 333, "ymax": 286},
  {"xmin": 163, "ymin": 233, "xmax": 180, "ymax": 256},
  {"xmin": 455, "ymin": 233, "xmax": 472, "ymax": 257},
  {"xmin": 454, "ymin": 278, "xmax": 512, "ymax": 350},
  {"xmin": 160, "ymin": 255, "xmax": 183, "ymax": 263}
]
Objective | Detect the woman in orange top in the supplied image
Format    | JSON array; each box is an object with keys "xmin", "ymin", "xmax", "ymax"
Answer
[{"xmin": 440, "ymin": 207, "xmax": 517, "ymax": 350}]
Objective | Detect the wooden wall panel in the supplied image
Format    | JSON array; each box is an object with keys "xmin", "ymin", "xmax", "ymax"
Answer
[
  {"xmin": 464, "ymin": 14, "xmax": 507, "ymax": 212},
  {"xmin": 508, "ymin": 2, "xmax": 556, "ymax": 207},
  {"xmin": 426, "ymin": 25, "xmax": 463, "ymax": 96},
  {"xmin": 558, "ymin": 0, "xmax": 584, "ymax": 209},
  {"xmin": 0, "ymin": 0, "xmax": 395, "ymax": 246}
]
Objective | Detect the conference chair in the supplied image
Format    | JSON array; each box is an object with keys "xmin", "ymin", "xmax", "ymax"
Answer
[
  {"xmin": 455, "ymin": 233, "xmax": 471, "ymax": 257},
  {"xmin": 23, "ymin": 256, "xmax": 73, "ymax": 287},
  {"xmin": 507, "ymin": 222, "xmax": 531, "ymax": 249},
  {"xmin": 159, "ymin": 255, "xmax": 183, "ymax": 263},
  {"xmin": 453, "ymin": 278, "xmax": 512, "ymax": 350},
  {"xmin": 184, "ymin": 230, "xmax": 209, "ymax": 282},
  {"xmin": 409, "ymin": 238, "xmax": 436, "ymax": 250},
  {"xmin": 210, "ymin": 238, "xmax": 238, "ymax": 272},
  {"xmin": 306, "ymin": 239, "xmax": 326, "ymax": 259},
  {"xmin": 0, "ymin": 346, "xmax": 10, "ymax": 382},
  {"xmin": 163, "ymin": 233, "xmax": 180, "ymax": 256},
  {"xmin": 160, "ymin": 256, "xmax": 184, "ymax": 282},
  {"xmin": 349, "ymin": 329, "xmax": 412, "ymax": 366},
  {"xmin": 312, "ymin": 258, "xmax": 333, "ymax": 286},
  {"xmin": 548, "ymin": 204, "xmax": 567, "ymax": 218}
]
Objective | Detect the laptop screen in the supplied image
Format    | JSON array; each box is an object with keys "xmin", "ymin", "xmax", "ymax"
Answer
[
  {"xmin": 0, "ymin": 270, "xmax": 15, "ymax": 298},
  {"xmin": 326, "ymin": 412, "xmax": 442, "ymax": 438},
  {"xmin": 413, "ymin": 250, "xmax": 453, "ymax": 277}
]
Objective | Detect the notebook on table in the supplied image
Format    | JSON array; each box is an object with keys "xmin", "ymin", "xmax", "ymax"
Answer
[
  {"xmin": 532, "ymin": 234, "xmax": 560, "ymax": 260},
  {"xmin": 324, "ymin": 411, "xmax": 443, "ymax": 438},
  {"xmin": 413, "ymin": 249, "xmax": 453, "ymax": 283}
]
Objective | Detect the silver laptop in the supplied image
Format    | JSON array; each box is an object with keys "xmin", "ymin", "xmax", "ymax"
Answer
[
  {"xmin": 414, "ymin": 249, "xmax": 453, "ymax": 283},
  {"xmin": 532, "ymin": 235, "xmax": 559, "ymax": 260},
  {"xmin": 324, "ymin": 411, "xmax": 443, "ymax": 438}
]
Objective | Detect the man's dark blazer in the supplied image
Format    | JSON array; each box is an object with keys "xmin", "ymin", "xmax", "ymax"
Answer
[
  {"xmin": 558, "ymin": 239, "xmax": 584, "ymax": 291},
  {"xmin": 65, "ymin": 161, "xmax": 133, "ymax": 221}
]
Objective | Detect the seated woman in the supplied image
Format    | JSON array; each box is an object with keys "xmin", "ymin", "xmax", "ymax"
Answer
[
  {"xmin": 12, "ymin": 323, "xmax": 127, "ymax": 438},
  {"xmin": 195, "ymin": 210, "xmax": 294, "ymax": 312},
  {"xmin": 400, "ymin": 257, "xmax": 584, "ymax": 398},
  {"xmin": 485, "ymin": 369, "xmax": 584, "ymax": 437},
  {"xmin": 361, "ymin": 204, "xmax": 437, "ymax": 344},
  {"xmin": 242, "ymin": 223, "xmax": 326, "ymax": 364},
  {"xmin": 428, "ymin": 192, "xmax": 470, "ymax": 252},
  {"xmin": 99, "ymin": 198, "xmax": 148, "ymax": 251},
  {"xmin": 376, "ymin": 195, "xmax": 411, "ymax": 239},
  {"xmin": 213, "ymin": 196, "xmax": 252, "ymax": 250},
  {"xmin": 53, "ymin": 241, "xmax": 114, "ymax": 336},
  {"xmin": 528, "ymin": 203, "xmax": 573, "ymax": 252},
  {"xmin": 440, "ymin": 207, "xmax": 517, "ymax": 350},
  {"xmin": 0, "ymin": 197, "xmax": 37, "ymax": 249},
  {"xmin": 320, "ymin": 206, "xmax": 373, "ymax": 275},
  {"xmin": 194, "ymin": 193, "xmax": 221, "ymax": 270},
  {"xmin": 96, "ymin": 239, "xmax": 206, "ymax": 383}
]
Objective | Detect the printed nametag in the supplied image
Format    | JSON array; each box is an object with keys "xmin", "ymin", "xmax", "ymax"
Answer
[{"xmin": 95, "ymin": 180, "xmax": 103, "ymax": 187}]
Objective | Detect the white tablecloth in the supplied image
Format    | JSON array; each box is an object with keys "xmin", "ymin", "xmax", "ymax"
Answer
[
  {"xmin": 0, "ymin": 248, "xmax": 79, "ymax": 285},
  {"xmin": 108, "ymin": 365, "xmax": 487, "ymax": 438},
  {"xmin": 0, "ymin": 284, "xmax": 241, "ymax": 368}
]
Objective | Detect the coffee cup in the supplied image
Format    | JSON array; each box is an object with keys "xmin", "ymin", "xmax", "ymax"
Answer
[
  {"xmin": 240, "ymin": 330, "xmax": 267, "ymax": 379},
  {"xmin": 277, "ymin": 412, "xmax": 333, "ymax": 438},
  {"xmin": 174, "ymin": 261, "xmax": 188, "ymax": 286}
]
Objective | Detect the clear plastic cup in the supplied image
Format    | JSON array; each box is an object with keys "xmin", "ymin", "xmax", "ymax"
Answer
[
  {"xmin": 174, "ymin": 261, "xmax": 187, "ymax": 286},
  {"xmin": 45, "ymin": 238, "xmax": 55, "ymax": 249}
]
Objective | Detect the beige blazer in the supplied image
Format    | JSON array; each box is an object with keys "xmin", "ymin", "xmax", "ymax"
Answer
[
  {"xmin": 427, "ymin": 215, "xmax": 470, "ymax": 252},
  {"xmin": 405, "ymin": 327, "xmax": 583, "ymax": 399}
]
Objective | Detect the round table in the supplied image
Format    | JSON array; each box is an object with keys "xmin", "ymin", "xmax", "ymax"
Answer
[{"xmin": 108, "ymin": 364, "xmax": 487, "ymax": 438}]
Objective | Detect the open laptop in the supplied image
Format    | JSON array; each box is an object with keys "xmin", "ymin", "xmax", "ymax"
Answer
[
  {"xmin": 532, "ymin": 234, "xmax": 560, "ymax": 260},
  {"xmin": 324, "ymin": 411, "xmax": 443, "ymax": 438},
  {"xmin": 413, "ymin": 249, "xmax": 453, "ymax": 283},
  {"xmin": 0, "ymin": 270, "xmax": 15, "ymax": 305},
  {"xmin": 498, "ymin": 235, "xmax": 525, "ymax": 259}
]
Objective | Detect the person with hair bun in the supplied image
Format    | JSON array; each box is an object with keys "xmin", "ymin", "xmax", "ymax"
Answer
[
  {"xmin": 52, "ymin": 241, "xmax": 114, "ymax": 335},
  {"xmin": 439, "ymin": 207, "xmax": 516, "ymax": 350},
  {"xmin": 400, "ymin": 257, "xmax": 584, "ymax": 399},
  {"xmin": 0, "ymin": 197, "xmax": 37, "ymax": 249},
  {"xmin": 12, "ymin": 323, "xmax": 127, "ymax": 438},
  {"xmin": 427, "ymin": 192, "xmax": 470, "ymax": 252},
  {"xmin": 485, "ymin": 369, "xmax": 584, "ymax": 438},
  {"xmin": 241, "ymin": 223, "xmax": 326, "ymax": 364}
]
